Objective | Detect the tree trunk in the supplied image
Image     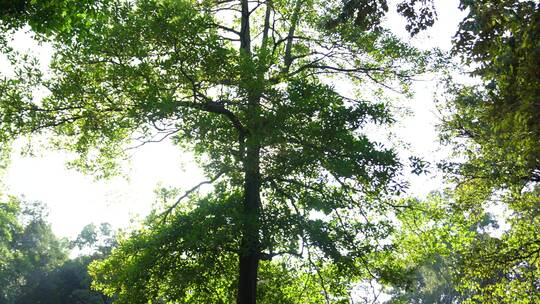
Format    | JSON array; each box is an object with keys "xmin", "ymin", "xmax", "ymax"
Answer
[
  {"xmin": 237, "ymin": 1, "xmax": 262, "ymax": 302},
  {"xmin": 238, "ymin": 255, "xmax": 259, "ymax": 303},
  {"xmin": 237, "ymin": 140, "xmax": 262, "ymax": 304}
]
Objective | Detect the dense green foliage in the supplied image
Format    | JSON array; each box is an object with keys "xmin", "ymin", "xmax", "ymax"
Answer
[
  {"xmin": 445, "ymin": 0, "xmax": 540, "ymax": 187},
  {"xmin": 383, "ymin": 193, "xmax": 499, "ymax": 304},
  {"xmin": 0, "ymin": 199, "xmax": 66, "ymax": 303},
  {"xmin": 438, "ymin": 1, "xmax": 540, "ymax": 302},
  {"xmin": 0, "ymin": 197, "xmax": 113, "ymax": 304},
  {"xmin": 0, "ymin": 0, "xmax": 97, "ymax": 37},
  {"xmin": 373, "ymin": 2, "xmax": 540, "ymax": 302}
]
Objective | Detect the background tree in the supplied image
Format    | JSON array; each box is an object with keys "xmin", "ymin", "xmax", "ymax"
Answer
[
  {"xmin": 0, "ymin": 0, "xmax": 434, "ymax": 302},
  {"xmin": 0, "ymin": 196, "xmax": 20, "ymax": 303},
  {"xmin": 72, "ymin": 222, "xmax": 117, "ymax": 257},
  {"xmin": 0, "ymin": 198, "xmax": 67, "ymax": 303},
  {"xmin": 0, "ymin": 197, "xmax": 114, "ymax": 304},
  {"xmin": 381, "ymin": 192, "xmax": 504, "ymax": 304},
  {"xmin": 439, "ymin": 0, "xmax": 540, "ymax": 301}
]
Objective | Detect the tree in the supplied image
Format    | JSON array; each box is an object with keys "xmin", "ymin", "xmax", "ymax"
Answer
[
  {"xmin": 0, "ymin": 0, "xmax": 432, "ymax": 302},
  {"xmin": 15, "ymin": 223, "xmax": 117, "ymax": 304},
  {"xmin": 0, "ymin": 198, "xmax": 115, "ymax": 304},
  {"xmin": 439, "ymin": 0, "xmax": 540, "ymax": 301},
  {"xmin": 72, "ymin": 222, "xmax": 117, "ymax": 257},
  {"xmin": 0, "ymin": 196, "xmax": 20, "ymax": 302},
  {"xmin": 382, "ymin": 192, "xmax": 502, "ymax": 304},
  {"xmin": 444, "ymin": 0, "xmax": 540, "ymax": 187},
  {"xmin": 0, "ymin": 199, "xmax": 68, "ymax": 303}
]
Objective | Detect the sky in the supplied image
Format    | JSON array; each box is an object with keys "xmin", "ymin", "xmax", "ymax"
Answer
[{"xmin": 2, "ymin": 0, "xmax": 466, "ymax": 239}]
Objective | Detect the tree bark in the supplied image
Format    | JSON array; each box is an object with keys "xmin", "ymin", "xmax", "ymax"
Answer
[{"xmin": 237, "ymin": 141, "xmax": 262, "ymax": 304}]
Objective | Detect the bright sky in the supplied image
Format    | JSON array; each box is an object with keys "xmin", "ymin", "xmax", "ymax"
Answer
[{"xmin": 2, "ymin": 0, "xmax": 466, "ymax": 239}]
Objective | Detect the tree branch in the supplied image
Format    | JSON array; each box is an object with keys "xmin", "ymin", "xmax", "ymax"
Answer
[
  {"xmin": 160, "ymin": 171, "xmax": 225, "ymax": 223},
  {"xmin": 240, "ymin": 0, "xmax": 251, "ymax": 54},
  {"xmin": 283, "ymin": 0, "xmax": 302, "ymax": 72}
]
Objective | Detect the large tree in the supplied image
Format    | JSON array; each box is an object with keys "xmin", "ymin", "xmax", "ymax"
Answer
[{"xmin": 1, "ymin": 0, "xmax": 431, "ymax": 302}]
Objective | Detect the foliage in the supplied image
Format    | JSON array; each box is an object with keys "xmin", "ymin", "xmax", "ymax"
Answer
[
  {"xmin": 0, "ymin": 198, "xmax": 114, "ymax": 304},
  {"xmin": 438, "ymin": 0, "xmax": 540, "ymax": 302},
  {"xmin": 389, "ymin": 190, "xmax": 540, "ymax": 303},
  {"xmin": 89, "ymin": 185, "xmax": 392, "ymax": 303},
  {"xmin": 443, "ymin": 0, "xmax": 540, "ymax": 191},
  {"xmin": 451, "ymin": 187, "xmax": 540, "ymax": 303},
  {"xmin": 0, "ymin": 196, "xmax": 20, "ymax": 301},
  {"xmin": 326, "ymin": 0, "xmax": 437, "ymax": 36},
  {"xmin": 383, "ymin": 192, "xmax": 501, "ymax": 304},
  {"xmin": 0, "ymin": 198, "xmax": 67, "ymax": 303},
  {"xmin": 3, "ymin": 0, "xmax": 538, "ymax": 302},
  {"xmin": 72, "ymin": 222, "xmax": 117, "ymax": 257},
  {"xmin": 15, "ymin": 222, "xmax": 117, "ymax": 304},
  {"xmin": 0, "ymin": 0, "xmax": 98, "ymax": 37},
  {"xmin": 386, "ymin": 255, "xmax": 461, "ymax": 304}
]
